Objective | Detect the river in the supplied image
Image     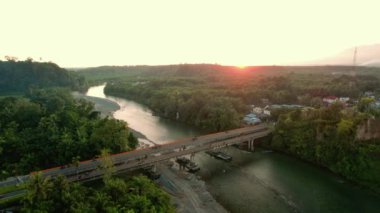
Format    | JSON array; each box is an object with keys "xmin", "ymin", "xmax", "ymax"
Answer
[{"xmin": 86, "ymin": 84, "xmax": 380, "ymax": 213}]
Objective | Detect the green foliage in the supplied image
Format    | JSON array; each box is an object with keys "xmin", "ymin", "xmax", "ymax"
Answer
[
  {"xmin": 356, "ymin": 97, "xmax": 380, "ymax": 118},
  {"xmin": 105, "ymin": 80, "xmax": 247, "ymax": 131},
  {"xmin": 77, "ymin": 64, "xmax": 380, "ymax": 192},
  {"xmin": 0, "ymin": 89, "xmax": 135, "ymax": 179},
  {"xmin": 99, "ymin": 149, "xmax": 115, "ymax": 182},
  {"xmin": 358, "ymin": 97, "xmax": 375, "ymax": 112},
  {"xmin": 78, "ymin": 65, "xmax": 380, "ymax": 131},
  {"xmin": 78, "ymin": 64, "xmax": 380, "ymax": 101},
  {"xmin": 268, "ymin": 105, "xmax": 380, "ymax": 192},
  {"xmin": 128, "ymin": 133, "xmax": 139, "ymax": 149},
  {"xmin": 0, "ymin": 60, "xmax": 87, "ymax": 94},
  {"xmin": 22, "ymin": 175, "xmax": 174, "ymax": 213}
]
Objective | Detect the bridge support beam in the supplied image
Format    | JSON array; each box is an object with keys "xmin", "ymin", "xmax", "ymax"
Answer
[
  {"xmin": 151, "ymin": 164, "xmax": 157, "ymax": 172},
  {"xmin": 247, "ymin": 139, "xmax": 255, "ymax": 152},
  {"xmin": 190, "ymin": 152, "xmax": 195, "ymax": 161}
]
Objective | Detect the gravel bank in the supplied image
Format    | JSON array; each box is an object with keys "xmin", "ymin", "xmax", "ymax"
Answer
[{"xmin": 157, "ymin": 162, "xmax": 228, "ymax": 213}]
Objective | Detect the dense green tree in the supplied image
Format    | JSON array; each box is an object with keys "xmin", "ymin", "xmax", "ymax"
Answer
[
  {"xmin": 268, "ymin": 105, "xmax": 380, "ymax": 192},
  {"xmin": 357, "ymin": 97, "xmax": 375, "ymax": 112},
  {"xmin": 0, "ymin": 60, "xmax": 87, "ymax": 94},
  {"xmin": 22, "ymin": 175, "xmax": 174, "ymax": 213},
  {"xmin": 128, "ymin": 133, "xmax": 139, "ymax": 149},
  {"xmin": 0, "ymin": 89, "xmax": 136, "ymax": 179},
  {"xmin": 78, "ymin": 64, "xmax": 380, "ymax": 193}
]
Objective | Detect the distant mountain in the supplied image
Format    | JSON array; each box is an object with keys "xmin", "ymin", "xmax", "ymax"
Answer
[{"xmin": 307, "ymin": 44, "xmax": 380, "ymax": 67}]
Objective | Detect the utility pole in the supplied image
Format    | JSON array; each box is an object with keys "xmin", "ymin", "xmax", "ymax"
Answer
[{"xmin": 352, "ymin": 47, "xmax": 357, "ymax": 76}]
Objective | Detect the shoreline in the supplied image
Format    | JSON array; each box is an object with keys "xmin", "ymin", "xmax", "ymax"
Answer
[
  {"xmin": 95, "ymin": 91, "xmax": 380, "ymax": 198},
  {"xmin": 82, "ymin": 91, "xmax": 229, "ymax": 213},
  {"xmin": 157, "ymin": 162, "xmax": 228, "ymax": 213}
]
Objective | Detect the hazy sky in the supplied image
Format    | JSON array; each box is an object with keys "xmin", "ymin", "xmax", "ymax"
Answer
[{"xmin": 1, "ymin": 0, "xmax": 379, "ymax": 67}]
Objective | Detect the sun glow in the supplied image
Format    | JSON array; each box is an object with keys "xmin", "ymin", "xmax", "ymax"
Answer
[
  {"xmin": 237, "ymin": 65, "xmax": 246, "ymax": 69},
  {"xmin": 1, "ymin": 0, "xmax": 379, "ymax": 67}
]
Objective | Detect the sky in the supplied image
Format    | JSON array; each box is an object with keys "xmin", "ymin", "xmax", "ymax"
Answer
[{"xmin": 1, "ymin": 0, "xmax": 379, "ymax": 67}]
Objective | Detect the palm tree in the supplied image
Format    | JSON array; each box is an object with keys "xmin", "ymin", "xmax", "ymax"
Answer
[{"xmin": 23, "ymin": 172, "xmax": 53, "ymax": 209}]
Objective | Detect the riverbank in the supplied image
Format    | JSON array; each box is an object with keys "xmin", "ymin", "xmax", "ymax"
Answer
[
  {"xmin": 83, "ymin": 87, "xmax": 229, "ymax": 212},
  {"xmin": 103, "ymin": 87, "xmax": 380, "ymax": 197},
  {"xmin": 73, "ymin": 91, "xmax": 156, "ymax": 148},
  {"xmin": 157, "ymin": 161, "xmax": 228, "ymax": 213},
  {"xmin": 262, "ymin": 142, "xmax": 380, "ymax": 197},
  {"xmin": 72, "ymin": 92, "xmax": 120, "ymax": 117},
  {"xmin": 85, "ymin": 84, "xmax": 380, "ymax": 213}
]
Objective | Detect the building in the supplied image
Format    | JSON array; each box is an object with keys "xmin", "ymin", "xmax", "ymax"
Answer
[
  {"xmin": 252, "ymin": 107, "xmax": 263, "ymax": 114},
  {"xmin": 373, "ymin": 99, "xmax": 380, "ymax": 109},
  {"xmin": 364, "ymin": 91, "xmax": 375, "ymax": 99},
  {"xmin": 323, "ymin": 96, "xmax": 338, "ymax": 105},
  {"xmin": 339, "ymin": 97, "xmax": 350, "ymax": 103},
  {"xmin": 243, "ymin": 113, "xmax": 262, "ymax": 125}
]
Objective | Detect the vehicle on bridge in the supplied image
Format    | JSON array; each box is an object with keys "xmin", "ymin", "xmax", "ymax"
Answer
[{"xmin": 0, "ymin": 124, "xmax": 271, "ymax": 195}]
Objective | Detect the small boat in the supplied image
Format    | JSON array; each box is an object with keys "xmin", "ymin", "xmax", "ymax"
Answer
[
  {"xmin": 206, "ymin": 150, "xmax": 232, "ymax": 162},
  {"xmin": 215, "ymin": 152, "xmax": 232, "ymax": 162},
  {"xmin": 185, "ymin": 161, "xmax": 200, "ymax": 172}
]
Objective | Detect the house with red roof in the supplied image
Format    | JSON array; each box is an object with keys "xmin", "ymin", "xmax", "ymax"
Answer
[{"xmin": 323, "ymin": 96, "xmax": 338, "ymax": 105}]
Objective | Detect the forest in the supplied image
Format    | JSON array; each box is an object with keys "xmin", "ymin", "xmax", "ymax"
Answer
[
  {"xmin": 78, "ymin": 64, "xmax": 380, "ymax": 193},
  {"xmin": 1, "ymin": 61, "xmax": 380, "ymax": 209},
  {"xmin": 0, "ymin": 60, "xmax": 87, "ymax": 94},
  {"xmin": 0, "ymin": 61, "xmax": 172, "ymax": 211},
  {"xmin": 94, "ymin": 65, "xmax": 380, "ymax": 131},
  {"xmin": 0, "ymin": 88, "xmax": 138, "ymax": 179},
  {"xmin": 22, "ymin": 174, "xmax": 174, "ymax": 212},
  {"xmin": 267, "ymin": 103, "xmax": 380, "ymax": 192}
]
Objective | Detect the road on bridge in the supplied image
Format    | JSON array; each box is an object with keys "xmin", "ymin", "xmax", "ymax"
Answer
[{"xmin": 0, "ymin": 124, "xmax": 271, "ymax": 200}]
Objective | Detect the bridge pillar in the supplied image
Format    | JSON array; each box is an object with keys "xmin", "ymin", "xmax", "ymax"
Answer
[
  {"xmin": 152, "ymin": 164, "xmax": 157, "ymax": 172},
  {"xmin": 190, "ymin": 153, "xmax": 195, "ymax": 161},
  {"xmin": 248, "ymin": 139, "xmax": 255, "ymax": 151}
]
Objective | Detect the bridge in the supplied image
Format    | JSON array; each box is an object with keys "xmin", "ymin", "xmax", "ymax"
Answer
[{"xmin": 0, "ymin": 124, "xmax": 271, "ymax": 199}]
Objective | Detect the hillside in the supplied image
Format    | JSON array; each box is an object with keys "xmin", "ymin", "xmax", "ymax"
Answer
[
  {"xmin": 76, "ymin": 64, "xmax": 380, "ymax": 85},
  {"xmin": 308, "ymin": 44, "xmax": 380, "ymax": 67},
  {"xmin": 0, "ymin": 60, "xmax": 86, "ymax": 94}
]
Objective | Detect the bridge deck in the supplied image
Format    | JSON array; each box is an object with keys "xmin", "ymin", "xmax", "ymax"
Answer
[{"xmin": 0, "ymin": 124, "xmax": 271, "ymax": 189}]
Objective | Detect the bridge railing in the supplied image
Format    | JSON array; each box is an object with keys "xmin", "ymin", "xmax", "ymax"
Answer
[{"xmin": 0, "ymin": 125, "xmax": 271, "ymax": 187}]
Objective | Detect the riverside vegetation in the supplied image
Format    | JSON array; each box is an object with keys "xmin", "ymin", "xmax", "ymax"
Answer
[
  {"xmin": 0, "ymin": 60, "xmax": 173, "ymax": 211},
  {"xmin": 78, "ymin": 64, "xmax": 380, "ymax": 194}
]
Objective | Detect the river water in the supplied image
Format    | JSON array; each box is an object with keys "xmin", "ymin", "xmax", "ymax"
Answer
[{"xmin": 86, "ymin": 85, "xmax": 380, "ymax": 213}]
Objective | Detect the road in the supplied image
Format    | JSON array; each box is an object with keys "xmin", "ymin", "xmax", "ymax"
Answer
[{"xmin": 0, "ymin": 124, "xmax": 270, "ymax": 200}]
